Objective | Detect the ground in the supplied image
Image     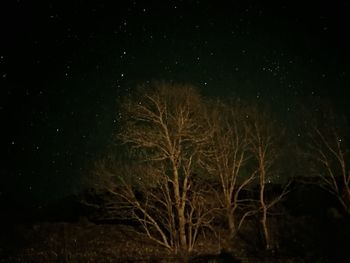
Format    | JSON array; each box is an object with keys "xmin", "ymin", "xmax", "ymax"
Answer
[
  {"xmin": 0, "ymin": 219, "xmax": 333, "ymax": 263},
  {"xmin": 0, "ymin": 220, "xmax": 222, "ymax": 263}
]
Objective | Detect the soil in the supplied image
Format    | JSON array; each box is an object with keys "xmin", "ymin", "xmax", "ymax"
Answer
[
  {"xmin": 0, "ymin": 220, "xmax": 331, "ymax": 263},
  {"xmin": 0, "ymin": 220, "xmax": 222, "ymax": 263}
]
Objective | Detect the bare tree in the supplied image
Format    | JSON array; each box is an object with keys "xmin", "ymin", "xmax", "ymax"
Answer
[
  {"xmin": 307, "ymin": 109, "xmax": 350, "ymax": 215},
  {"xmin": 202, "ymin": 100, "xmax": 257, "ymax": 240},
  {"xmin": 86, "ymin": 83, "xmax": 293, "ymax": 253},
  {"xmin": 101, "ymin": 82, "xmax": 215, "ymax": 253},
  {"xmin": 247, "ymin": 108, "xmax": 290, "ymax": 251}
]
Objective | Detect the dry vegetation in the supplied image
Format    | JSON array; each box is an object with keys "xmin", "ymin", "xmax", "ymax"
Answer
[{"xmin": 0, "ymin": 219, "xmax": 333, "ymax": 263}]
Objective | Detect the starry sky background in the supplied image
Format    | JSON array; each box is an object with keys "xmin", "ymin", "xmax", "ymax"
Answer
[{"xmin": 1, "ymin": 0, "xmax": 350, "ymax": 206}]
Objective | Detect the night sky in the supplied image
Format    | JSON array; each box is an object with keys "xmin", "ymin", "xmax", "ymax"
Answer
[{"xmin": 2, "ymin": 0, "xmax": 350, "ymax": 206}]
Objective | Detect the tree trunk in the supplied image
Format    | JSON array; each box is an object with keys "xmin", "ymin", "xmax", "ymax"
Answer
[
  {"xmin": 259, "ymin": 155, "xmax": 271, "ymax": 250},
  {"xmin": 227, "ymin": 207, "xmax": 236, "ymax": 237},
  {"xmin": 178, "ymin": 205, "xmax": 187, "ymax": 250},
  {"xmin": 261, "ymin": 206, "xmax": 271, "ymax": 250},
  {"xmin": 172, "ymin": 164, "xmax": 187, "ymax": 251}
]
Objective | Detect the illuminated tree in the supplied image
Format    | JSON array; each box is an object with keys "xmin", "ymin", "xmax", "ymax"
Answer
[
  {"xmin": 96, "ymin": 82, "xmax": 214, "ymax": 253},
  {"xmin": 307, "ymin": 109, "xmax": 350, "ymax": 215},
  {"xmin": 202, "ymin": 100, "xmax": 256, "ymax": 240},
  {"xmin": 88, "ymin": 82, "xmax": 292, "ymax": 253},
  {"xmin": 246, "ymin": 107, "xmax": 290, "ymax": 251}
]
